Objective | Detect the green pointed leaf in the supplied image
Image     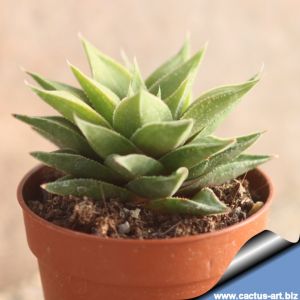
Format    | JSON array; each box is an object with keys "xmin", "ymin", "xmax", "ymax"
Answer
[
  {"xmin": 40, "ymin": 115, "xmax": 79, "ymax": 131},
  {"xmin": 192, "ymin": 187, "xmax": 227, "ymax": 209},
  {"xmin": 80, "ymin": 36, "xmax": 131, "ymax": 98},
  {"xmin": 149, "ymin": 47, "xmax": 206, "ymax": 99},
  {"xmin": 70, "ymin": 64, "xmax": 120, "ymax": 124},
  {"xmin": 31, "ymin": 151, "xmax": 123, "ymax": 183},
  {"xmin": 43, "ymin": 178, "xmax": 130, "ymax": 201},
  {"xmin": 127, "ymin": 167, "xmax": 188, "ymax": 198},
  {"xmin": 14, "ymin": 115, "xmax": 95, "ymax": 157},
  {"xmin": 113, "ymin": 90, "xmax": 173, "ymax": 138},
  {"xmin": 26, "ymin": 71, "xmax": 89, "ymax": 102},
  {"xmin": 75, "ymin": 116, "xmax": 140, "ymax": 159},
  {"xmin": 184, "ymin": 154, "xmax": 272, "ymax": 191},
  {"xmin": 156, "ymin": 87, "xmax": 161, "ymax": 98},
  {"xmin": 120, "ymin": 49, "xmax": 134, "ymax": 72},
  {"xmin": 105, "ymin": 154, "xmax": 164, "ymax": 181},
  {"xmin": 164, "ymin": 76, "xmax": 193, "ymax": 119},
  {"xmin": 56, "ymin": 175, "xmax": 74, "ymax": 181},
  {"xmin": 145, "ymin": 38, "xmax": 190, "ymax": 88},
  {"xmin": 189, "ymin": 134, "xmax": 234, "ymax": 146},
  {"xmin": 148, "ymin": 188, "xmax": 227, "ymax": 215},
  {"xmin": 127, "ymin": 59, "xmax": 146, "ymax": 96},
  {"xmin": 182, "ymin": 79, "xmax": 259, "ymax": 137},
  {"xmin": 160, "ymin": 138, "xmax": 234, "ymax": 171},
  {"xmin": 248, "ymin": 65, "xmax": 264, "ymax": 81},
  {"xmin": 30, "ymin": 86, "xmax": 111, "ymax": 128},
  {"xmin": 188, "ymin": 132, "xmax": 263, "ymax": 180},
  {"xmin": 181, "ymin": 92, "xmax": 192, "ymax": 114},
  {"xmin": 131, "ymin": 119, "xmax": 194, "ymax": 157}
]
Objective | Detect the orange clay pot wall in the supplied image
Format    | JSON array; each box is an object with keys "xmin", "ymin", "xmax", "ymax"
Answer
[{"xmin": 18, "ymin": 166, "xmax": 273, "ymax": 300}]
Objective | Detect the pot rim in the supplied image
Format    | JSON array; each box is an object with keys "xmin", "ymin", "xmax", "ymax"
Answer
[{"xmin": 17, "ymin": 164, "xmax": 273, "ymax": 245}]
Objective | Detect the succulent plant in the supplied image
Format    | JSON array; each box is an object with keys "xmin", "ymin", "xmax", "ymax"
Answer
[{"xmin": 15, "ymin": 36, "xmax": 271, "ymax": 216}]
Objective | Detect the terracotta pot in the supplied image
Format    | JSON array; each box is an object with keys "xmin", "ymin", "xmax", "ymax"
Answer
[{"xmin": 17, "ymin": 165, "xmax": 273, "ymax": 300}]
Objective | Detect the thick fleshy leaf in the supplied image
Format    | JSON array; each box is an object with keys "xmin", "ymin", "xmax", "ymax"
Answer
[
  {"xmin": 31, "ymin": 151, "xmax": 123, "ymax": 183},
  {"xmin": 145, "ymin": 38, "xmax": 190, "ymax": 88},
  {"xmin": 113, "ymin": 90, "xmax": 173, "ymax": 138},
  {"xmin": 160, "ymin": 138, "xmax": 234, "ymax": 171},
  {"xmin": 127, "ymin": 167, "xmax": 188, "ymax": 198},
  {"xmin": 164, "ymin": 76, "xmax": 193, "ymax": 119},
  {"xmin": 75, "ymin": 116, "xmax": 140, "ymax": 159},
  {"xmin": 26, "ymin": 71, "xmax": 89, "ymax": 102},
  {"xmin": 40, "ymin": 115, "xmax": 80, "ymax": 131},
  {"xmin": 148, "ymin": 187, "xmax": 227, "ymax": 215},
  {"xmin": 127, "ymin": 59, "xmax": 146, "ymax": 97},
  {"xmin": 188, "ymin": 132, "xmax": 263, "ymax": 180},
  {"xmin": 149, "ymin": 47, "xmax": 206, "ymax": 99},
  {"xmin": 30, "ymin": 86, "xmax": 111, "ymax": 128},
  {"xmin": 189, "ymin": 134, "xmax": 234, "ymax": 146},
  {"xmin": 80, "ymin": 36, "xmax": 131, "ymax": 98},
  {"xmin": 182, "ymin": 155, "xmax": 272, "ymax": 192},
  {"xmin": 14, "ymin": 115, "xmax": 95, "ymax": 157},
  {"xmin": 55, "ymin": 175, "xmax": 74, "ymax": 181},
  {"xmin": 192, "ymin": 187, "xmax": 227, "ymax": 209},
  {"xmin": 70, "ymin": 64, "xmax": 120, "ymax": 124},
  {"xmin": 182, "ymin": 79, "xmax": 259, "ymax": 137},
  {"xmin": 43, "ymin": 178, "xmax": 130, "ymax": 201},
  {"xmin": 105, "ymin": 154, "xmax": 164, "ymax": 181},
  {"xmin": 131, "ymin": 119, "xmax": 194, "ymax": 157}
]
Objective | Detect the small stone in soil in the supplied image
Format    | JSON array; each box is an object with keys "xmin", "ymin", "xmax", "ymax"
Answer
[{"xmin": 118, "ymin": 221, "xmax": 131, "ymax": 234}]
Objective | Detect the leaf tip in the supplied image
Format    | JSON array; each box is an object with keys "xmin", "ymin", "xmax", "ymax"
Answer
[
  {"xmin": 185, "ymin": 31, "xmax": 191, "ymax": 42},
  {"xmin": 259, "ymin": 62, "xmax": 265, "ymax": 74},
  {"xmin": 24, "ymin": 80, "xmax": 39, "ymax": 92},
  {"xmin": 203, "ymin": 40, "xmax": 209, "ymax": 50},
  {"xmin": 66, "ymin": 59, "xmax": 72, "ymax": 66},
  {"xmin": 67, "ymin": 61, "xmax": 78, "ymax": 74},
  {"xmin": 29, "ymin": 151, "xmax": 40, "ymax": 158},
  {"xmin": 40, "ymin": 183, "xmax": 47, "ymax": 190},
  {"xmin": 77, "ymin": 32, "xmax": 84, "ymax": 40},
  {"xmin": 19, "ymin": 65, "xmax": 27, "ymax": 72},
  {"xmin": 177, "ymin": 166, "xmax": 189, "ymax": 178}
]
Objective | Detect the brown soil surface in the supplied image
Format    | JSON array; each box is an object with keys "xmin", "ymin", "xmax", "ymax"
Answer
[{"xmin": 27, "ymin": 178, "xmax": 262, "ymax": 239}]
